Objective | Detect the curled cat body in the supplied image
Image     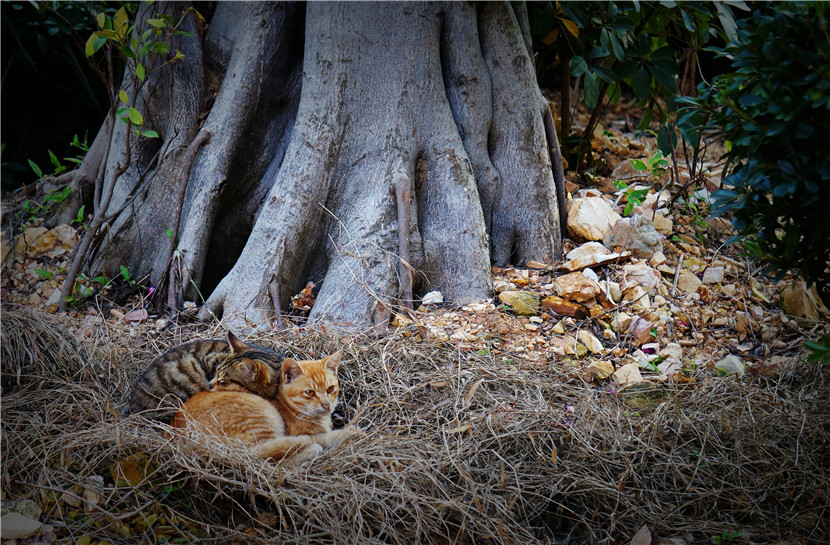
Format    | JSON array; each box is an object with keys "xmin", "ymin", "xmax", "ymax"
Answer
[
  {"xmin": 172, "ymin": 351, "xmax": 359, "ymax": 462},
  {"xmin": 127, "ymin": 332, "xmax": 283, "ymax": 422}
]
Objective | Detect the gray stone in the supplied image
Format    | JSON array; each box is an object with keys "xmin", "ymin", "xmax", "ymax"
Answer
[
  {"xmin": 603, "ymin": 213, "xmax": 663, "ymax": 259},
  {"xmin": 715, "ymin": 355, "xmax": 745, "ymax": 377}
]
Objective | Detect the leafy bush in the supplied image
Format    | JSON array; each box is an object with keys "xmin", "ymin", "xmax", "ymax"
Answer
[
  {"xmin": 685, "ymin": 3, "xmax": 830, "ymax": 305},
  {"xmin": 528, "ymin": 1, "xmax": 739, "ymax": 173}
]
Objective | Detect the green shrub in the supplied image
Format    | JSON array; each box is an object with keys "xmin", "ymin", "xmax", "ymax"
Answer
[{"xmin": 684, "ymin": 3, "xmax": 830, "ymax": 305}]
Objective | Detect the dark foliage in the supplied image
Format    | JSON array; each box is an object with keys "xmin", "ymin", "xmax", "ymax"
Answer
[{"xmin": 683, "ymin": 3, "xmax": 830, "ymax": 305}]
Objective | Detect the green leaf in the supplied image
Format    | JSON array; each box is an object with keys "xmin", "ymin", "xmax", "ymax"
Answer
[
  {"xmin": 119, "ymin": 89, "xmax": 129, "ymax": 105},
  {"xmin": 153, "ymin": 42, "xmax": 169, "ymax": 55},
  {"xmin": 114, "ymin": 7, "xmax": 129, "ymax": 37},
  {"xmin": 608, "ymin": 32, "xmax": 624, "ymax": 61},
  {"xmin": 633, "ymin": 66, "xmax": 650, "ymax": 100},
  {"xmin": 35, "ymin": 268, "xmax": 53, "ymax": 280},
  {"xmin": 166, "ymin": 229, "xmax": 174, "ymax": 239},
  {"xmin": 128, "ymin": 107, "xmax": 144, "ymax": 125},
  {"xmin": 631, "ymin": 159, "xmax": 647, "ymax": 171},
  {"xmin": 569, "ymin": 55, "xmax": 588, "ymax": 77},
  {"xmin": 147, "ymin": 18, "xmax": 166, "ymax": 28},
  {"xmin": 48, "ymin": 149, "xmax": 61, "ymax": 169},
  {"xmin": 637, "ymin": 108, "xmax": 653, "ymax": 131},
  {"xmin": 583, "ymin": 72, "xmax": 599, "ymax": 110},
  {"xmin": 96, "ymin": 12, "xmax": 107, "ymax": 29},
  {"xmin": 657, "ymin": 125, "xmax": 675, "ymax": 156},
  {"xmin": 84, "ymin": 34, "xmax": 99, "ymax": 57},
  {"xmin": 120, "ymin": 265, "xmax": 131, "ymax": 283},
  {"xmin": 28, "ymin": 159, "xmax": 43, "ymax": 178},
  {"xmin": 142, "ymin": 130, "xmax": 159, "ymax": 139},
  {"xmin": 172, "ymin": 30, "xmax": 194, "ymax": 37},
  {"xmin": 136, "ymin": 63, "xmax": 146, "ymax": 82}
]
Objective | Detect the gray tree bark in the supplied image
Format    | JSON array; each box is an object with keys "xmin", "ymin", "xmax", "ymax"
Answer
[{"xmin": 66, "ymin": 1, "xmax": 563, "ymax": 331}]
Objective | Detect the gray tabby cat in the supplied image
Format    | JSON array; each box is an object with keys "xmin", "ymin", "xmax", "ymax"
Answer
[{"xmin": 127, "ymin": 331, "xmax": 284, "ymax": 422}]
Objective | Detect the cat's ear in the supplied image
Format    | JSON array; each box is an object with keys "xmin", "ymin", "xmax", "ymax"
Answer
[
  {"xmin": 227, "ymin": 331, "xmax": 247, "ymax": 354},
  {"xmin": 282, "ymin": 358, "xmax": 302, "ymax": 383},
  {"xmin": 323, "ymin": 351, "xmax": 341, "ymax": 374},
  {"xmin": 238, "ymin": 359, "xmax": 260, "ymax": 381}
]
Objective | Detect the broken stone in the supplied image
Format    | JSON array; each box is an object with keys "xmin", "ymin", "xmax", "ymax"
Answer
[
  {"xmin": 621, "ymin": 262, "xmax": 662, "ymax": 292},
  {"xmin": 608, "ymin": 281, "xmax": 622, "ymax": 303},
  {"xmin": 124, "ymin": 309, "xmax": 149, "ymax": 323},
  {"xmin": 702, "ymin": 266, "xmax": 725, "ymax": 284},
  {"xmin": 623, "ymin": 285, "xmax": 650, "ymax": 310},
  {"xmin": 577, "ymin": 330, "xmax": 604, "ymax": 353},
  {"xmin": 13, "ymin": 226, "xmax": 49, "ymax": 257},
  {"xmin": 603, "ymin": 214, "xmax": 663, "ymax": 259},
  {"xmin": 553, "ymin": 272, "xmax": 602, "ymax": 303},
  {"xmin": 611, "ymin": 312, "xmax": 633, "ymax": 332},
  {"xmin": 676, "ymin": 271, "xmax": 703, "ymax": 294},
  {"xmin": 582, "ymin": 267, "xmax": 599, "ymax": 283},
  {"xmin": 651, "ymin": 212, "xmax": 673, "ymax": 235},
  {"xmin": 613, "ymin": 362, "xmax": 645, "ymax": 388},
  {"xmin": 714, "ymin": 355, "xmax": 745, "ymax": 378},
  {"xmin": 541, "ymin": 295, "xmax": 589, "ymax": 318},
  {"xmin": 567, "ymin": 197, "xmax": 622, "ymax": 241},
  {"xmin": 498, "ymin": 291, "xmax": 540, "ymax": 316},
  {"xmin": 551, "ymin": 321, "xmax": 565, "ymax": 334},
  {"xmin": 657, "ymin": 357, "xmax": 683, "ymax": 376},
  {"xmin": 659, "ymin": 343, "xmax": 683, "ymax": 360},
  {"xmin": 629, "ymin": 317, "xmax": 654, "ymax": 345},
  {"xmin": 0, "ymin": 512, "xmax": 42, "ymax": 540},
  {"xmin": 391, "ymin": 313, "xmax": 412, "ymax": 327},
  {"xmin": 588, "ymin": 360, "xmax": 615, "ymax": 380},
  {"xmin": 566, "ymin": 241, "xmax": 612, "ymax": 261},
  {"xmin": 649, "ymin": 251, "xmax": 667, "ymax": 268},
  {"xmin": 549, "ymin": 334, "xmax": 578, "ymax": 355}
]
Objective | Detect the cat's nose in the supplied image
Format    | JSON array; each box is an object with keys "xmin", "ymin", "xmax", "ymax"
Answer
[{"xmin": 320, "ymin": 401, "xmax": 330, "ymax": 411}]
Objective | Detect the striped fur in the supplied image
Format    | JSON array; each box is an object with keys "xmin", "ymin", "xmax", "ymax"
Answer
[
  {"xmin": 127, "ymin": 332, "xmax": 283, "ymax": 422},
  {"xmin": 172, "ymin": 351, "xmax": 358, "ymax": 462}
]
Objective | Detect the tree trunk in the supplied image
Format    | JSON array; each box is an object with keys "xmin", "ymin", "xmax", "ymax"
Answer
[{"xmin": 69, "ymin": 1, "xmax": 564, "ymax": 331}]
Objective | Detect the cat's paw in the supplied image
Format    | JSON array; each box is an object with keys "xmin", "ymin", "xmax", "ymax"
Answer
[
  {"xmin": 293, "ymin": 442, "xmax": 324, "ymax": 461},
  {"xmin": 313, "ymin": 426, "xmax": 363, "ymax": 448}
]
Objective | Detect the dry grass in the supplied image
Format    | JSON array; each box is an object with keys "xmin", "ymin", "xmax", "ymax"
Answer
[{"xmin": 2, "ymin": 305, "xmax": 828, "ymax": 544}]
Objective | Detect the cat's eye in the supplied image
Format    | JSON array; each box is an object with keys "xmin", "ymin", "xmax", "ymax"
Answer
[
  {"xmin": 304, "ymin": 389, "xmax": 315, "ymax": 397},
  {"xmin": 327, "ymin": 385, "xmax": 336, "ymax": 394}
]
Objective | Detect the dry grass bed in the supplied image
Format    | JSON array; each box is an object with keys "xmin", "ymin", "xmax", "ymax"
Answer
[{"xmin": 2, "ymin": 306, "xmax": 828, "ymax": 544}]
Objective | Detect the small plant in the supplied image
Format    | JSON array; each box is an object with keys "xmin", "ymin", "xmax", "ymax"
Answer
[
  {"xmin": 805, "ymin": 336, "xmax": 830, "ymax": 365},
  {"xmin": 613, "ymin": 179, "xmax": 648, "ymax": 216},
  {"xmin": 120, "ymin": 264, "xmax": 135, "ymax": 285},
  {"xmin": 631, "ymin": 150, "xmax": 669, "ymax": 179},
  {"xmin": 710, "ymin": 530, "xmax": 743, "ymax": 545}
]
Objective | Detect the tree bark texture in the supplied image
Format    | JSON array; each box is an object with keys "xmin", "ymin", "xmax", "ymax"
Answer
[{"xmin": 73, "ymin": 1, "xmax": 563, "ymax": 331}]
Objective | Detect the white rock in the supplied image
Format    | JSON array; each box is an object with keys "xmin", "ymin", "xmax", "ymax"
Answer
[
  {"xmin": 659, "ymin": 343, "xmax": 683, "ymax": 360},
  {"xmin": 582, "ymin": 267, "xmax": 599, "ymax": 283},
  {"xmin": 567, "ymin": 197, "xmax": 622, "ymax": 241},
  {"xmin": 566, "ymin": 241, "xmax": 612, "ymax": 261},
  {"xmin": 421, "ymin": 291, "xmax": 444, "ymax": 305}
]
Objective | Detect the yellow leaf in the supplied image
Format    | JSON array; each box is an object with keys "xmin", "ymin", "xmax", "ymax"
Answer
[
  {"xmin": 543, "ymin": 29, "xmax": 559, "ymax": 45},
  {"xmin": 561, "ymin": 18, "xmax": 579, "ymax": 38},
  {"xmin": 76, "ymin": 536, "xmax": 92, "ymax": 545},
  {"xmin": 447, "ymin": 423, "xmax": 472, "ymax": 434},
  {"xmin": 114, "ymin": 7, "xmax": 128, "ymax": 38},
  {"xmin": 110, "ymin": 453, "xmax": 154, "ymax": 487}
]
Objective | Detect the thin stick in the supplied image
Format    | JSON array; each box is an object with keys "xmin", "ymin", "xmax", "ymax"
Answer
[
  {"xmin": 543, "ymin": 104, "xmax": 569, "ymax": 241},
  {"xmin": 166, "ymin": 130, "xmax": 211, "ymax": 313},
  {"xmin": 268, "ymin": 280, "xmax": 286, "ymax": 331},
  {"xmin": 671, "ymin": 252, "xmax": 685, "ymax": 297},
  {"xmin": 394, "ymin": 173, "xmax": 413, "ymax": 310}
]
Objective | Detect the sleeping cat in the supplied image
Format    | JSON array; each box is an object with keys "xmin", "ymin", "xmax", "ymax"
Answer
[
  {"xmin": 127, "ymin": 331, "xmax": 283, "ymax": 422},
  {"xmin": 171, "ymin": 351, "xmax": 358, "ymax": 462}
]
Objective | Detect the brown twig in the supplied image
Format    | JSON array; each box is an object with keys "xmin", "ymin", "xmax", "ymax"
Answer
[
  {"xmin": 165, "ymin": 130, "xmax": 211, "ymax": 313},
  {"xmin": 394, "ymin": 173, "xmax": 413, "ymax": 310}
]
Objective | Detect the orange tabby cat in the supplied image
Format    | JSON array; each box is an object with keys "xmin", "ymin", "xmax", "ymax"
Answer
[{"xmin": 171, "ymin": 351, "xmax": 357, "ymax": 462}]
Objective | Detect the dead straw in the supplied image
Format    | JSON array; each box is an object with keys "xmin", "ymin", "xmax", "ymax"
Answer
[{"xmin": 1, "ymin": 306, "xmax": 828, "ymax": 544}]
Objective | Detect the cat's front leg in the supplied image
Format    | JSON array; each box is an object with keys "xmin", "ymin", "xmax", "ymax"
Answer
[
  {"xmin": 312, "ymin": 425, "xmax": 363, "ymax": 449},
  {"xmin": 253, "ymin": 435, "xmax": 322, "ymax": 462}
]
